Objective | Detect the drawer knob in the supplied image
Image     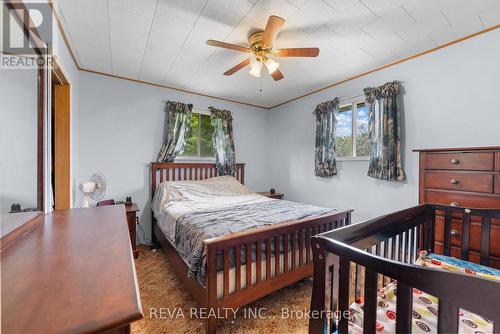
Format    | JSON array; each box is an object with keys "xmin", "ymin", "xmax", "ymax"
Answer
[
  {"xmin": 450, "ymin": 202, "xmax": 459, "ymax": 207},
  {"xmin": 450, "ymin": 229, "xmax": 459, "ymax": 237},
  {"xmin": 450, "ymin": 178, "xmax": 459, "ymax": 184},
  {"xmin": 450, "ymin": 158, "xmax": 460, "ymax": 164}
]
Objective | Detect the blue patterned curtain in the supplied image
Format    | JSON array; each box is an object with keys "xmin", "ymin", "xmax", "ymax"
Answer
[
  {"xmin": 209, "ymin": 107, "xmax": 236, "ymax": 176},
  {"xmin": 313, "ymin": 98, "xmax": 339, "ymax": 177},
  {"xmin": 157, "ymin": 101, "xmax": 193, "ymax": 162},
  {"xmin": 364, "ymin": 81, "xmax": 405, "ymax": 181}
]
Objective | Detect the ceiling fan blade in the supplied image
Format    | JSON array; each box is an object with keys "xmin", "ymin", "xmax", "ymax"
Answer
[
  {"xmin": 273, "ymin": 48, "xmax": 320, "ymax": 57},
  {"xmin": 271, "ymin": 68, "xmax": 284, "ymax": 81},
  {"xmin": 223, "ymin": 59, "xmax": 250, "ymax": 76},
  {"xmin": 261, "ymin": 15, "xmax": 285, "ymax": 46},
  {"xmin": 206, "ymin": 39, "xmax": 250, "ymax": 53}
]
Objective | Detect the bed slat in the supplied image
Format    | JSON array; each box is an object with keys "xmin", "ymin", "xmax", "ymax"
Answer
[
  {"xmin": 284, "ymin": 234, "xmax": 289, "ymax": 273},
  {"xmin": 405, "ymin": 229, "xmax": 411, "ymax": 263},
  {"xmin": 461, "ymin": 213, "xmax": 471, "ymax": 261},
  {"xmin": 363, "ymin": 268, "xmax": 377, "ymax": 334},
  {"xmin": 438, "ymin": 300, "xmax": 459, "ymax": 333},
  {"xmin": 430, "ymin": 209, "xmax": 436, "ymax": 253},
  {"xmin": 266, "ymin": 238, "xmax": 271, "ymax": 280},
  {"xmin": 391, "ymin": 237, "xmax": 396, "ymax": 261},
  {"xmin": 291, "ymin": 231, "xmax": 296, "ymax": 270},
  {"xmin": 223, "ymin": 248, "xmax": 229, "ymax": 296},
  {"xmin": 275, "ymin": 236, "xmax": 280, "ymax": 277},
  {"xmin": 338, "ymin": 258, "xmax": 350, "ymax": 334},
  {"xmin": 355, "ymin": 264, "xmax": 361, "ymax": 301},
  {"xmin": 480, "ymin": 216, "xmax": 491, "ymax": 266},
  {"xmin": 257, "ymin": 241, "xmax": 262, "ymax": 283},
  {"xmin": 396, "ymin": 282, "xmax": 413, "ymax": 333},
  {"xmin": 443, "ymin": 211, "xmax": 452, "ymax": 256},
  {"xmin": 246, "ymin": 243, "xmax": 252, "ymax": 288},
  {"xmin": 398, "ymin": 234, "xmax": 403, "ymax": 262},
  {"xmin": 299, "ymin": 229, "xmax": 304, "ymax": 266},
  {"xmin": 383, "ymin": 240, "xmax": 389, "ymax": 285},
  {"xmin": 235, "ymin": 245, "xmax": 241, "ymax": 292},
  {"xmin": 306, "ymin": 228, "xmax": 311, "ymax": 264}
]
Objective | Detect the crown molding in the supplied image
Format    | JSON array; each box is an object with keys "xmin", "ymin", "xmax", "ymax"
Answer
[
  {"xmin": 78, "ymin": 68, "xmax": 271, "ymax": 109},
  {"xmin": 268, "ymin": 23, "xmax": 500, "ymax": 109},
  {"xmin": 48, "ymin": 1, "xmax": 499, "ymax": 111}
]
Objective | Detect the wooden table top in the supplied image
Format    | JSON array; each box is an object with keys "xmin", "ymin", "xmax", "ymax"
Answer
[{"xmin": 1, "ymin": 205, "xmax": 143, "ymax": 333}]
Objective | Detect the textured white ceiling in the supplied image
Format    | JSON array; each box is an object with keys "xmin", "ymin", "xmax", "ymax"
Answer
[{"xmin": 55, "ymin": 0, "xmax": 500, "ymax": 108}]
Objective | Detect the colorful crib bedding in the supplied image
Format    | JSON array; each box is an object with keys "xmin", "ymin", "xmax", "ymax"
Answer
[
  {"xmin": 348, "ymin": 281, "xmax": 494, "ymax": 333},
  {"xmin": 347, "ymin": 252, "xmax": 498, "ymax": 333}
]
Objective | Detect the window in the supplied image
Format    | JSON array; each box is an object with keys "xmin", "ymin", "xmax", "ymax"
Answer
[
  {"xmin": 336, "ymin": 101, "xmax": 370, "ymax": 159},
  {"xmin": 179, "ymin": 112, "xmax": 214, "ymax": 158}
]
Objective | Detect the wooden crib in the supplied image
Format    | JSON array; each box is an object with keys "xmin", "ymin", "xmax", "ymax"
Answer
[{"xmin": 309, "ymin": 204, "xmax": 500, "ymax": 334}]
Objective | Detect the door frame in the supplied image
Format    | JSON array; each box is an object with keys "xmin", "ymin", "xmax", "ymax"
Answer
[{"xmin": 52, "ymin": 63, "xmax": 71, "ymax": 210}]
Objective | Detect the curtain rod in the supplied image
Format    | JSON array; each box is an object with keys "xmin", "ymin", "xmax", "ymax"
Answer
[
  {"xmin": 339, "ymin": 93, "xmax": 364, "ymax": 102},
  {"xmin": 160, "ymin": 100, "xmax": 211, "ymax": 112},
  {"xmin": 335, "ymin": 80, "xmax": 405, "ymax": 103}
]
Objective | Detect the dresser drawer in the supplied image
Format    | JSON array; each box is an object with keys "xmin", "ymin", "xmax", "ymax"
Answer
[
  {"xmin": 496, "ymin": 174, "xmax": 500, "ymax": 194},
  {"xmin": 496, "ymin": 152, "xmax": 500, "ymax": 171},
  {"xmin": 426, "ymin": 152, "xmax": 494, "ymax": 171},
  {"xmin": 434, "ymin": 215, "xmax": 500, "ymax": 257},
  {"xmin": 425, "ymin": 171, "xmax": 493, "ymax": 193},
  {"xmin": 425, "ymin": 189, "xmax": 500, "ymax": 208}
]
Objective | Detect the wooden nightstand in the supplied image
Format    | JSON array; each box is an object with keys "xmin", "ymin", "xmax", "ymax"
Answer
[
  {"xmin": 125, "ymin": 203, "xmax": 139, "ymax": 259},
  {"xmin": 257, "ymin": 191, "xmax": 284, "ymax": 199}
]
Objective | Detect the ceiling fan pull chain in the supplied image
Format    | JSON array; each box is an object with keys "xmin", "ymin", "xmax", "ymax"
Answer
[{"xmin": 259, "ymin": 75, "xmax": 262, "ymax": 93}]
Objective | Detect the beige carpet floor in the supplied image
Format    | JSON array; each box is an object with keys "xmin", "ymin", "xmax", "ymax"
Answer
[{"xmin": 131, "ymin": 245, "xmax": 314, "ymax": 334}]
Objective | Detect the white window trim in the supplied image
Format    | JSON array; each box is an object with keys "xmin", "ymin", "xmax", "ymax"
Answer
[{"xmin": 336, "ymin": 98, "xmax": 369, "ymax": 161}]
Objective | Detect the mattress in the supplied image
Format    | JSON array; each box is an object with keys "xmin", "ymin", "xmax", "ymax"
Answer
[{"xmin": 153, "ymin": 176, "xmax": 273, "ymax": 241}]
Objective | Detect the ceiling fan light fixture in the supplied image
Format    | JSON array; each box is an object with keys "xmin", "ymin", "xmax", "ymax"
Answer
[
  {"xmin": 264, "ymin": 58, "xmax": 279, "ymax": 74},
  {"xmin": 249, "ymin": 64, "xmax": 262, "ymax": 77},
  {"xmin": 249, "ymin": 56, "xmax": 262, "ymax": 77}
]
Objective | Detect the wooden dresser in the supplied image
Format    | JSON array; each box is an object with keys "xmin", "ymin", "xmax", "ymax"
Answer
[
  {"xmin": 1, "ymin": 205, "xmax": 143, "ymax": 333},
  {"xmin": 415, "ymin": 146, "xmax": 500, "ymax": 268}
]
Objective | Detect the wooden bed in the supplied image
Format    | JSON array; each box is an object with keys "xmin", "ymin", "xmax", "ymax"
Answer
[
  {"xmin": 150, "ymin": 162, "xmax": 352, "ymax": 333},
  {"xmin": 309, "ymin": 204, "xmax": 500, "ymax": 334}
]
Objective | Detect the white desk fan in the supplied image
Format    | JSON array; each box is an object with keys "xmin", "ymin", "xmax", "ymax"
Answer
[{"xmin": 79, "ymin": 173, "xmax": 106, "ymax": 208}]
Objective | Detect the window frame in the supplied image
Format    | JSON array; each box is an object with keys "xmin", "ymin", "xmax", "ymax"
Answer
[
  {"xmin": 336, "ymin": 99, "xmax": 370, "ymax": 161},
  {"xmin": 176, "ymin": 108, "xmax": 215, "ymax": 161}
]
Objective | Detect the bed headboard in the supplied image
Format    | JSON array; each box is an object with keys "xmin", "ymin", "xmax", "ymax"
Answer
[{"xmin": 151, "ymin": 162, "xmax": 245, "ymax": 197}]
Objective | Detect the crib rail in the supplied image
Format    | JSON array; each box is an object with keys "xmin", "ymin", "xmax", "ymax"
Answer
[{"xmin": 309, "ymin": 204, "xmax": 500, "ymax": 334}]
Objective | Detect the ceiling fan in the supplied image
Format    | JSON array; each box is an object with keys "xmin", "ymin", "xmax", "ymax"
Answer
[{"xmin": 206, "ymin": 15, "xmax": 319, "ymax": 81}]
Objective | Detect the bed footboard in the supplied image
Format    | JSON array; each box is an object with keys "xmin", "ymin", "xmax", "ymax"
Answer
[
  {"xmin": 309, "ymin": 204, "xmax": 500, "ymax": 334},
  {"xmin": 204, "ymin": 210, "xmax": 352, "ymax": 334}
]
